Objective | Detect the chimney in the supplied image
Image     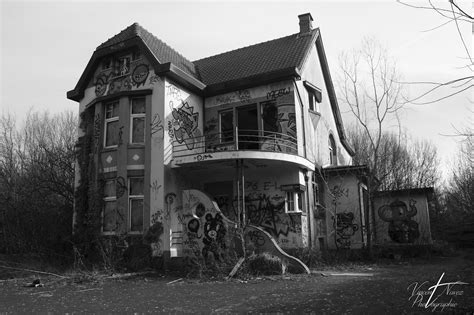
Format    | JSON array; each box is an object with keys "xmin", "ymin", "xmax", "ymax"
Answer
[{"xmin": 298, "ymin": 13, "xmax": 313, "ymax": 34}]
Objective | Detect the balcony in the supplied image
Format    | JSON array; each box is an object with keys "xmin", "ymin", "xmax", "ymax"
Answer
[{"xmin": 171, "ymin": 128, "xmax": 313, "ymax": 170}]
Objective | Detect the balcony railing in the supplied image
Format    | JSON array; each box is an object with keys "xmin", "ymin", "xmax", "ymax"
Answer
[{"xmin": 172, "ymin": 127, "xmax": 297, "ymax": 159}]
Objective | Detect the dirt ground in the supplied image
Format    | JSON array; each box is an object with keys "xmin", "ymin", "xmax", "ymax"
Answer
[{"xmin": 1, "ymin": 251, "xmax": 473, "ymax": 314}]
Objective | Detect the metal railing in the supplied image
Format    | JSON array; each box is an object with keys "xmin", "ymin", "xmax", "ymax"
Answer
[{"xmin": 172, "ymin": 127, "xmax": 298, "ymax": 159}]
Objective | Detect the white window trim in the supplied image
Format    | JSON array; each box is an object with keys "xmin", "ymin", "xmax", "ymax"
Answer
[
  {"xmin": 128, "ymin": 177, "xmax": 144, "ymax": 234},
  {"xmin": 130, "ymin": 98, "xmax": 146, "ymax": 144},
  {"xmin": 285, "ymin": 191, "xmax": 304, "ymax": 213},
  {"xmin": 104, "ymin": 102, "xmax": 119, "ymax": 149}
]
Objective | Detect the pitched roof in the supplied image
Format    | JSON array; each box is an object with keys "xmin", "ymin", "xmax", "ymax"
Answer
[
  {"xmin": 194, "ymin": 30, "xmax": 318, "ymax": 87},
  {"xmin": 97, "ymin": 23, "xmax": 199, "ymax": 79}
]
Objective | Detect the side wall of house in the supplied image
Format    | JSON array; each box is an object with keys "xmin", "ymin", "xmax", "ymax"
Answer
[
  {"xmin": 323, "ymin": 173, "xmax": 367, "ymax": 249},
  {"xmin": 296, "ymin": 41, "xmax": 352, "ymax": 167}
]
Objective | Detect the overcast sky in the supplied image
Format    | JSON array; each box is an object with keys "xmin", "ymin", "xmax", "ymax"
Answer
[{"xmin": 1, "ymin": 0, "xmax": 472, "ymax": 180}]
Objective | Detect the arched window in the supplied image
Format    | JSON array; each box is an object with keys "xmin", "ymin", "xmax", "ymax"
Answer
[{"xmin": 329, "ymin": 134, "xmax": 337, "ymax": 166}]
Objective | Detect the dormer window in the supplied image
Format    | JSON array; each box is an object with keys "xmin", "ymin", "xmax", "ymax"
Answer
[{"xmin": 303, "ymin": 81, "xmax": 322, "ymax": 113}]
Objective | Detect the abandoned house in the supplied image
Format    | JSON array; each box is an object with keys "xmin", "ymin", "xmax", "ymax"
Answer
[{"xmin": 67, "ymin": 13, "xmax": 433, "ymax": 268}]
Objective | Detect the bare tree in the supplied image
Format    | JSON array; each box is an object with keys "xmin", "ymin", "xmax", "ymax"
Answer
[
  {"xmin": 337, "ymin": 37, "xmax": 406, "ymax": 189},
  {"xmin": 0, "ymin": 110, "xmax": 77, "ymax": 255},
  {"xmin": 347, "ymin": 124, "xmax": 439, "ymax": 190},
  {"xmin": 397, "ymin": 0, "xmax": 473, "ymax": 104}
]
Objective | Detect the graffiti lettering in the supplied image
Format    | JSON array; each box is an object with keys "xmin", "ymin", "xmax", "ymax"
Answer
[
  {"xmin": 215, "ymin": 94, "xmax": 235, "ymax": 106},
  {"xmin": 166, "ymin": 84, "xmax": 182, "ymax": 101},
  {"xmin": 149, "ymin": 75, "xmax": 161, "ymax": 85},
  {"xmin": 266, "ymin": 87, "xmax": 291, "ymax": 100},
  {"xmin": 150, "ymin": 113, "xmax": 164, "ymax": 138},
  {"xmin": 194, "ymin": 154, "xmax": 213, "ymax": 161},
  {"xmin": 247, "ymin": 230, "xmax": 266, "ymax": 247},
  {"xmin": 237, "ymin": 89, "xmax": 251, "ymax": 103}
]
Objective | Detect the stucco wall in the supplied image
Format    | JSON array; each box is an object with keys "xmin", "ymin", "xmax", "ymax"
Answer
[
  {"xmin": 324, "ymin": 173, "xmax": 367, "ymax": 249},
  {"xmin": 296, "ymin": 42, "xmax": 352, "ymax": 167}
]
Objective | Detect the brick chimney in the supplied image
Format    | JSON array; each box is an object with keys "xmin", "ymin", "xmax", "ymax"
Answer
[{"xmin": 298, "ymin": 13, "xmax": 313, "ymax": 34}]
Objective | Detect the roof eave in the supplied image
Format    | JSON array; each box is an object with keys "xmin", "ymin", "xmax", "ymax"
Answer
[
  {"xmin": 155, "ymin": 63, "xmax": 206, "ymax": 93},
  {"xmin": 315, "ymin": 33, "xmax": 355, "ymax": 157},
  {"xmin": 204, "ymin": 67, "xmax": 301, "ymax": 97}
]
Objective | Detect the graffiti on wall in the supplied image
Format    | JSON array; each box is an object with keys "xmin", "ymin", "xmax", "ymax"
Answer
[
  {"xmin": 202, "ymin": 213, "xmax": 226, "ymax": 261},
  {"xmin": 333, "ymin": 212, "xmax": 359, "ymax": 249},
  {"xmin": 94, "ymin": 63, "xmax": 150, "ymax": 97},
  {"xmin": 378, "ymin": 199, "xmax": 420, "ymax": 243},
  {"xmin": 150, "ymin": 113, "xmax": 164, "ymax": 138},
  {"xmin": 116, "ymin": 176, "xmax": 127, "ymax": 198},
  {"xmin": 168, "ymin": 101, "xmax": 200, "ymax": 150}
]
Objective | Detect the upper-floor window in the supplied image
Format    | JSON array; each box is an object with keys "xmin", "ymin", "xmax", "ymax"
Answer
[
  {"xmin": 329, "ymin": 134, "xmax": 337, "ymax": 166},
  {"xmin": 104, "ymin": 102, "xmax": 119, "ymax": 148},
  {"xmin": 130, "ymin": 98, "xmax": 146, "ymax": 144},
  {"xmin": 304, "ymin": 81, "xmax": 322, "ymax": 112},
  {"xmin": 116, "ymin": 56, "xmax": 131, "ymax": 76},
  {"xmin": 102, "ymin": 58, "xmax": 112, "ymax": 71},
  {"xmin": 129, "ymin": 177, "xmax": 144, "ymax": 233},
  {"xmin": 103, "ymin": 179, "xmax": 117, "ymax": 233},
  {"xmin": 312, "ymin": 172, "xmax": 320, "ymax": 206},
  {"xmin": 219, "ymin": 110, "xmax": 234, "ymax": 143}
]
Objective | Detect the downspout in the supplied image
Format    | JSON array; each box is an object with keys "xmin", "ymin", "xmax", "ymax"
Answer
[
  {"xmin": 293, "ymin": 79, "xmax": 307, "ymax": 159},
  {"xmin": 303, "ymin": 169, "xmax": 312, "ymax": 249}
]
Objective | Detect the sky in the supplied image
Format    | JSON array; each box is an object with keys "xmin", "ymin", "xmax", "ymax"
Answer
[{"xmin": 0, "ymin": 0, "xmax": 472, "ymax": 180}]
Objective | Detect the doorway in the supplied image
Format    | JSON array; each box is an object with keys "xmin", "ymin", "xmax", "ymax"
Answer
[{"xmin": 237, "ymin": 105, "xmax": 259, "ymax": 150}]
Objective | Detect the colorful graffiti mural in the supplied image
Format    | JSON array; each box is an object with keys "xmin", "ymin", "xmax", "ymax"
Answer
[
  {"xmin": 378, "ymin": 199, "xmax": 420, "ymax": 243},
  {"xmin": 333, "ymin": 212, "xmax": 359, "ymax": 249}
]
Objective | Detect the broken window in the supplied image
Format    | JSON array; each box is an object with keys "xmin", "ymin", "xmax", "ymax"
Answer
[{"xmin": 219, "ymin": 110, "xmax": 234, "ymax": 143}]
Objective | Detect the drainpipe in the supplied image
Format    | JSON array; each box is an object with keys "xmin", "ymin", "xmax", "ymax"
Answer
[
  {"xmin": 303, "ymin": 169, "xmax": 312, "ymax": 249},
  {"xmin": 293, "ymin": 79, "xmax": 307, "ymax": 159}
]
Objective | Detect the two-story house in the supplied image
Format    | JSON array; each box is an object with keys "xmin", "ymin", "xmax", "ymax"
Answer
[{"xmin": 68, "ymin": 13, "xmax": 377, "ymax": 265}]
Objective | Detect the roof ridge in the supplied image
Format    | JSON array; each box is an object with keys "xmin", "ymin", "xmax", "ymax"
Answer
[
  {"xmin": 193, "ymin": 31, "xmax": 303, "ymax": 63},
  {"xmin": 135, "ymin": 24, "xmax": 195, "ymax": 66}
]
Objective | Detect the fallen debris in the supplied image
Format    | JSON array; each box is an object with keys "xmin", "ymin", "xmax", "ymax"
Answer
[
  {"xmin": 166, "ymin": 278, "xmax": 183, "ymax": 285},
  {"xmin": 0, "ymin": 265, "xmax": 69, "ymax": 279}
]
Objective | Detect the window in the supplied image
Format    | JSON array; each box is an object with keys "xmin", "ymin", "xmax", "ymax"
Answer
[
  {"xmin": 219, "ymin": 110, "xmax": 234, "ymax": 143},
  {"xmin": 130, "ymin": 98, "xmax": 146, "ymax": 144},
  {"xmin": 129, "ymin": 177, "xmax": 144, "ymax": 233},
  {"xmin": 104, "ymin": 102, "xmax": 119, "ymax": 148},
  {"xmin": 303, "ymin": 81, "xmax": 322, "ymax": 112},
  {"xmin": 329, "ymin": 134, "xmax": 337, "ymax": 166},
  {"xmin": 116, "ymin": 56, "xmax": 131, "ymax": 76},
  {"xmin": 103, "ymin": 179, "xmax": 117, "ymax": 233},
  {"xmin": 308, "ymin": 90, "xmax": 321, "ymax": 112},
  {"xmin": 286, "ymin": 191, "xmax": 303, "ymax": 213}
]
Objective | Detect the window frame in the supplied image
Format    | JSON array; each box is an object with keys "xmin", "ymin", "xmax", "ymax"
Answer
[
  {"xmin": 303, "ymin": 81, "xmax": 322, "ymax": 113},
  {"xmin": 285, "ymin": 191, "xmax": 304, "ymax": 213},
  {"xmin": 102, "ymin": 178, "xmax": 117, "ymax": 234},
  {"xmin": 219, "ymin": 109, "xmax": 234, "ymax": 143},
  {"xmin": 128, "ymin": 177, "xmax": 144, "ymax": 234},
  {"xmin": 104, "ymin": 101, "xmax": 120, "ymax": 149},
  {"xmin": 130, "ymin": 97, "xmax": 146, "ymax": 145}
]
